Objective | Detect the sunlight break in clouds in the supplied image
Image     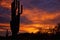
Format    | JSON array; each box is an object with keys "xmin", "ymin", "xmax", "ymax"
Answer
[{"xmin": 20, "ymin": 8, "xmax": 60, "ymax": 33}]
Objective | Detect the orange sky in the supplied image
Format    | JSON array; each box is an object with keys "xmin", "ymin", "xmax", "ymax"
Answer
[{"xmin": 0, "ymin": 0, "xmax": 60, "ymax": 34}]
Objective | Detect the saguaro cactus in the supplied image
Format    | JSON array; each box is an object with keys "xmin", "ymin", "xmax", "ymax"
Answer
[{"xmin": 10, "ymin": 0, "xmax": 23, "ymax": 38}]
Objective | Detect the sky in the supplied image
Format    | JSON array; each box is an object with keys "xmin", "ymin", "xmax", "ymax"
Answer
[{"xmin": 0, "ymin": 0, "xmax": 60, "ymax": 36}]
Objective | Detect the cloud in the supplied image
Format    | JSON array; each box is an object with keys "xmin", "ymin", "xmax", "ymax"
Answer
[
  {"xmin": 21, "ymin": 0, "xmax": 60, "ymax": 12},
  {"xmin": 0, "ymin": 7, "xmax": 11, "ymax": 15},
  {"xmin": 0, "ymin": 16, "xmax": 10, "ymax": 23},
  {"xmin": 20, "ymin": 16, "xmax": 33, "ymax": 24},
  {"xmin": 0, "ymin": 0, "xmax": 60, "ymax": 34},
  {"xmin": 0, "ymin": 0, "xmax": 11, "ymax": 9},
  {"xmin": 20, "ymin": 8, "xmax": 60, "ymax": 33},
  {"xmin": 0, "ymin": 6, "xmax": 11, "ymax": 23},
  {"xmin": 0, "ymin": 23, "xmax": 10, "ymax": 32},
  {"xmin": 22, "ymin": 8, "xmax": 60, "ymax": 24}
]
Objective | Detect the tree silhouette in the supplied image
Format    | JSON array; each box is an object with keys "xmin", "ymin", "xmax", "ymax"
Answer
[{"xmin": 57, "ymin": 23, "xmax": 60, "ymax": 32}]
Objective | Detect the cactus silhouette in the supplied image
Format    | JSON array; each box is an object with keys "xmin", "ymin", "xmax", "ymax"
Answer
[
  {"xmin": 6, "ymin": 29, "xmax": 8, "ymax": 40},
  {"xmin": 10, "ymin": 0, "xmax": 23, "ymax": 38}
]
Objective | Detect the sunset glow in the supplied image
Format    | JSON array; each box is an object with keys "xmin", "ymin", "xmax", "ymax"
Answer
[{"xmin": 0, "ymin": 0, "xmax": 60, "ymax": 34}]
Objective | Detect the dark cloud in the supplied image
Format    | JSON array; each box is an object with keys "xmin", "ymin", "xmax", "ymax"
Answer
[
  {"xmin": 21, "ymin": 0, "xmax": 60, "ymax": 12},
  {"xmin": 0, "ymin": 16, "xmax": 10, "ymax": 23},
  {"xmin": 0, "ymin": 7, "xmax": 10, "ymax": 23},
  {"xmin": 0, "ymin": 7, "xmax": 11, "ymax": 15},
  {"xmin": 20, "ymin": 16, "xmax": 33, "ymax": 24}
]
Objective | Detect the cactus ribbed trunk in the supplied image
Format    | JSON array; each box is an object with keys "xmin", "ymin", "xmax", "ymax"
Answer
[{"xmin": 10, "ymin": 0, "xmax": 23, "ymax": 39}]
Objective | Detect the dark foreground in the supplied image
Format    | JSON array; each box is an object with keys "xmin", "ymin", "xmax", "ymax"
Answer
[{"xmin": 0, "ymin": 33, "xmax": 60, "ymax": 40}]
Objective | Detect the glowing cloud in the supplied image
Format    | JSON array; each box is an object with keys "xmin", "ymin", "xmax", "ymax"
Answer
[{"xmin": 0, "ymin": 0, "xmax": 60, "ymax": 34}]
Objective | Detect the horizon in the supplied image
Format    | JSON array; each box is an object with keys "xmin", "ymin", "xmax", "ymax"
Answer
[{"xmin": 0, "ymin": 0, "xmax": 60, "ymax": 36}]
